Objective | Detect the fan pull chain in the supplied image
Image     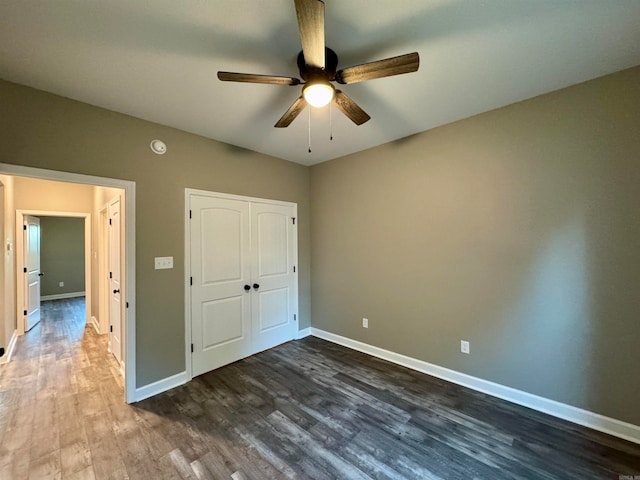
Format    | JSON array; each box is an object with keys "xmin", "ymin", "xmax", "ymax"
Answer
[
  {"xmin": 308, "ymin": 106, "xmax": 312, "ymax": 153},
  {"xmin": 330, "ymin": 102, "xmax": 333, "ymax": 141}
]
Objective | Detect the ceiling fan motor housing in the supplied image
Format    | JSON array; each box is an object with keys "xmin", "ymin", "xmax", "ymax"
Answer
[{"xmin": 297, "ymin": 47, "xmax": 339, "ymax": 83}]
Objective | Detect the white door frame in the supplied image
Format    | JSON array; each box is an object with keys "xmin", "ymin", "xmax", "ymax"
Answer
[
  {"xmin": 107, "ymin": 195, "xmax": 124, "ymax": 370},
  {"xmin": 22, "ymin": 215, "xmax": 42, "ymax": 331},
  {"xmin": 98, "ymin": 205, "xmax": 109, "ymax": 334},
  {"xmin": 0, "ymin": 163, "xmax": 136, "ymax": 404},
  {"xmin": 184, "ymin": 188, "xmax": 299, "ymax": 381},
  {"xmin": 16, "ymin": 211, "xmax": 90, "ymax": 333}
]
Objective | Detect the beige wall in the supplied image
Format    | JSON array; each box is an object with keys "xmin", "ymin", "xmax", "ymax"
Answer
[
  {"xmin": 0, "ymin": 175, "xmax": 16, "ymax": 355},
  {"xmin": 0, "ymin": 180, "xmax": 4, "ymax": 351},
  {"xmin": 12, "ymin": 176, "xmax": 94, "ymax": 213},
  {"xmin": 0, "ymin": 79, "xmax": 311, "ymax": 387},
  {"xmin": 310, "ymin": 66, "xmax": 640, "ymax": 425},
  {"xmin": 40, "ymin": 217, "xmax": 85, "ymax": 296}
]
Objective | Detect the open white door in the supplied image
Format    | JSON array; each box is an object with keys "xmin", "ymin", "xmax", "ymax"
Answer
[
  {"xmin": 24, "ymin": 215, "xmax": 42, "ymax": 331},
  {"xmin": 108, "ymin": 197, "xmax": 123, "ymax": 365}
]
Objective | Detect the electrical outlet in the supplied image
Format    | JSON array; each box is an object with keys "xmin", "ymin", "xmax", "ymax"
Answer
[
  {"xmin": 461, "ymin": 340, "xmax": 470, "ymax": 354},
  {"xmin": 59, "ymin": 281, "xmax": 64, "ymax": 287},
  {"xmin": 154, "ymin": 256, "xmax": 174, "ymax": 269},
  {"xmin": 362, "ymin": 318, "xmax": 369, "ymax": 328}
]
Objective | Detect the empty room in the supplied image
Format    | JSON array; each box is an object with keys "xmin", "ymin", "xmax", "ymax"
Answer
[{"xmin": 1, "ymin": 1, "xmax": 639, "ymax": 479}]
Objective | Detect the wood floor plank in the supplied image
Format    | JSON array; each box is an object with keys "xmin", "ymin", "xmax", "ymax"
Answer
[
  {"xmin": 83, "ymin": 412, "xmax": 127, "ymax": 479},
  {"xmin": 59, "ymin": 438, "xmax": 92, "ymax": 479},
  {"xmin": 64, "ymin": 464, "xmax": 97, "ymax": 480},
  {"xmin": 28, "ymin": 450, "xmax": 61, "ymax": 480},
  {"xmin": 1, "ymin": 298, "xmax": 640, "ymax": 479},
  {"xmin": 166, "ymin": 448, "xmax": 198, "ymax": 480}
]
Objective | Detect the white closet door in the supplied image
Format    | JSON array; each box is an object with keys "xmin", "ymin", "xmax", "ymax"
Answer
[
  {"xmin": 250, "ymin": 202, "xmax": 297, "ymax": 353},
  {"xmin": 190, "ymin": 195, "xmax": 252, "ymax": 376}
]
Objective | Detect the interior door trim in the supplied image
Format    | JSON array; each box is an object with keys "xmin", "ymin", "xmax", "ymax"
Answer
[
  {"xmin": 1, "ymin": 162, "xmax": 137, "ymax": 404},
  {"xmin": 15, "ymin": 210, "xmax": 91, "ymax": 335}
]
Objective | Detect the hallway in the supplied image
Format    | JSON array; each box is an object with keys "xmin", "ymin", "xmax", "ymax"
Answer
[{"xmin": 0, "ymin": 298, "xmax": 123, "ymax": 479}]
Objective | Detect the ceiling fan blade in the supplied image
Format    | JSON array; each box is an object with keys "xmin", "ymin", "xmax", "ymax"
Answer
[
  {"xmin": 333, "ymin": 90, "xmax": 370, "ymax": 126},
  {"xmin": 294, "ymin": 0, "xmax": 325, "ymax": 69},
  {"xmin": 336, "ymin": 52, "xmax": 420, "ymax": 85},
  {"xmin": 217, "ymin": 71, "xmax": 301, "ymax": 86},
  {"xmin": 275, "ymin": 96, "xmax": 307, "ymax": 128}
]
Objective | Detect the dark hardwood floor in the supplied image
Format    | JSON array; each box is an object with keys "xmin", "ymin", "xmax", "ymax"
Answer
[{"xmin": 1, "ymin": 298, "xmax": 639, "ymax": 479}]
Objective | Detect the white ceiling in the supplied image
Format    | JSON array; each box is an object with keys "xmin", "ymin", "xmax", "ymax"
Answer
[{"xmin": 1, "ymin": 1, "xmax": 639, "ymax": 166}]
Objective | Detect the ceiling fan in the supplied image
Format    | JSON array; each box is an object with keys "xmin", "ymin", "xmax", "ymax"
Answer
[{"xmin": 217, "ymin": 0, "xmax": 420, "ymax": 128}]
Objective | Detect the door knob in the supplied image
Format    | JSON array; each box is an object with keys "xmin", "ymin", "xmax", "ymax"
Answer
[
  {"xmin": 253, "ymin": 283, "xmax": 260, "ymax": 290},
  {"xmin": 113, "ymin": 289, "xmax": 120, "ymax": 294},
  {"xmin": 243, "ymin": 284, "xmax": 251, "ymax": 291},
  {"xmin": 38, "ymin": 273, "xmax": 44, "ymax": 277}
]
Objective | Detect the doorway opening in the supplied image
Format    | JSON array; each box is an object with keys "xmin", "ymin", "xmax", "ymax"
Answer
[
  {"xmin": 17, "ymin": 211, "xmax": 91, "ymax": 334},
  {"xmin": 0, "ymin": 163, "xmax": 136, "ymax": 403}
]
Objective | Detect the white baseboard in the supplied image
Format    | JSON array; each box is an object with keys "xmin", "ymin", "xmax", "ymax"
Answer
[
  {"xmin": 0, "ymin": 330, "xmax": 18, "ymax": 365},
  {"xmin": 41, "ymin": 291, "xmax": 85, "ymax": 301},
  {"xmin": 309, "ymin": 328, "xmax": 640, "ymax": 445},
  {"xmin": 90, "ymin": 316, "xmax": 101, "ymax": 334},
  {"xmin": 134, "ymin": 371, "xmax": 189, "ymax": 402},
  {"xmin": 296, "ymin": 327, "xmax": 311, "ymax": 339}
]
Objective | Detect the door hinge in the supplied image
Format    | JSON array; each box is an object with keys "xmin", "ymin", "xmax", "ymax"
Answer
[
  {"xmin": 189, "ymin": 210, "xmax": 192, "ymax": 219},
  {"xmin": 23, "ymin": 267, "xmax": 27, "ymax": 273},
  {"xmin": 191, "ymin": 343, "xmax": 194, "ymax": 353},
  {"xmin": 109, "ymin": 218, "xmax": 112, "ymax": 226},
  {"xmin": 190, "ymin": 277, "xmax": 193, "ymax": 286},
  {"xmin": 110, "ymin": 325, "xmax": 113, "ymax": 333},
  {"xmin": 23, "ymin": 225, "xmax": 27, "ymax": 231},
  {"xmin": 23, "ymin": 310, "xmax": 27, "ymax": 316},
  {"xmin": 109, "ymin": 271, "xmax": 112, "ymax": 279},
  {"xmin": 294, "ymin": 314, "xmax": 297, "ymax": 321},
  {"xmin": 126, "ymin": 301, "xmax": 129, "ymax": 308},
  {"xmin": 293, "ymin": 266, "xmax": 296, "ymax": 273},
  {"xmin": 292, "ymin": 217, "xmax": 296, "ymax": 225}
]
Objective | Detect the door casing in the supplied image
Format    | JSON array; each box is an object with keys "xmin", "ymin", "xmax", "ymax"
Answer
[
  {"xmin": 2, "ymin": 162, "xmax": 136, "ymax": 404},
  {"xmin": 108, "ymin": 196, "xmax": 124, "ymax": 369},
  {"xmin": 23, "ymin": 215, "xmax": 42, "ymax": 331},
  {"xmin": 16, "ymin": 210, "xmax": 91, "ymax": 334},
  {"xmin": 98, "ymin": 206, "xmax": 109, "ymax": 334}
]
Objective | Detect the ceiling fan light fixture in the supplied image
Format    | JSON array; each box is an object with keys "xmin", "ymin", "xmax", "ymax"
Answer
[{"xmin": 303, "ymin": 82, "xmax": 335, "ymax": 108}]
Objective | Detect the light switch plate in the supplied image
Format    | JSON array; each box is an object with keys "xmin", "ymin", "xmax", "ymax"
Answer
[{"xmin": 155, "ymin": 256, "xmax": 173, "ymax": 269}]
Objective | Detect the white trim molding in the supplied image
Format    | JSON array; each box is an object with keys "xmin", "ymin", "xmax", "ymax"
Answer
[
  {"xmin": 41, "ymin": 291, "xmax": 86, "ymax": 301},
  {"xmin": 90, "ymin": 315, "xmax": 101, "ymax": 334},
  {"xmin": 0, "ymin": 162, "xmax": 137, "ymax": 404},
  {"xmin": 0, "ymin": 330, "xmax": 18, "ymax": 365},
  {"xmin": 15, "ymin": 210, "xmax": 92, "ymax": 336},
  {"xmin": 134, "ymin": 371, "xmax": 189, "ymax": 402},
  {"xmin": 296, "ymin": 327, "xmax": 311, "ymax": 340},
  {"xmin": 309, "ymin": 328, "xmax": 640, "ymax": 445}
]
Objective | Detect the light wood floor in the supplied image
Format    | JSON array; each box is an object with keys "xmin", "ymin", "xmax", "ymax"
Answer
[{"xmin": 1, "ymin": 298, "xmax": 639, "ymax": 479}]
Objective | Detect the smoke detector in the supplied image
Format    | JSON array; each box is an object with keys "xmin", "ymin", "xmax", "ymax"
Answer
[{"xmin": 150, "ymin": 139, "xmax": 167, "ymax": 155}]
